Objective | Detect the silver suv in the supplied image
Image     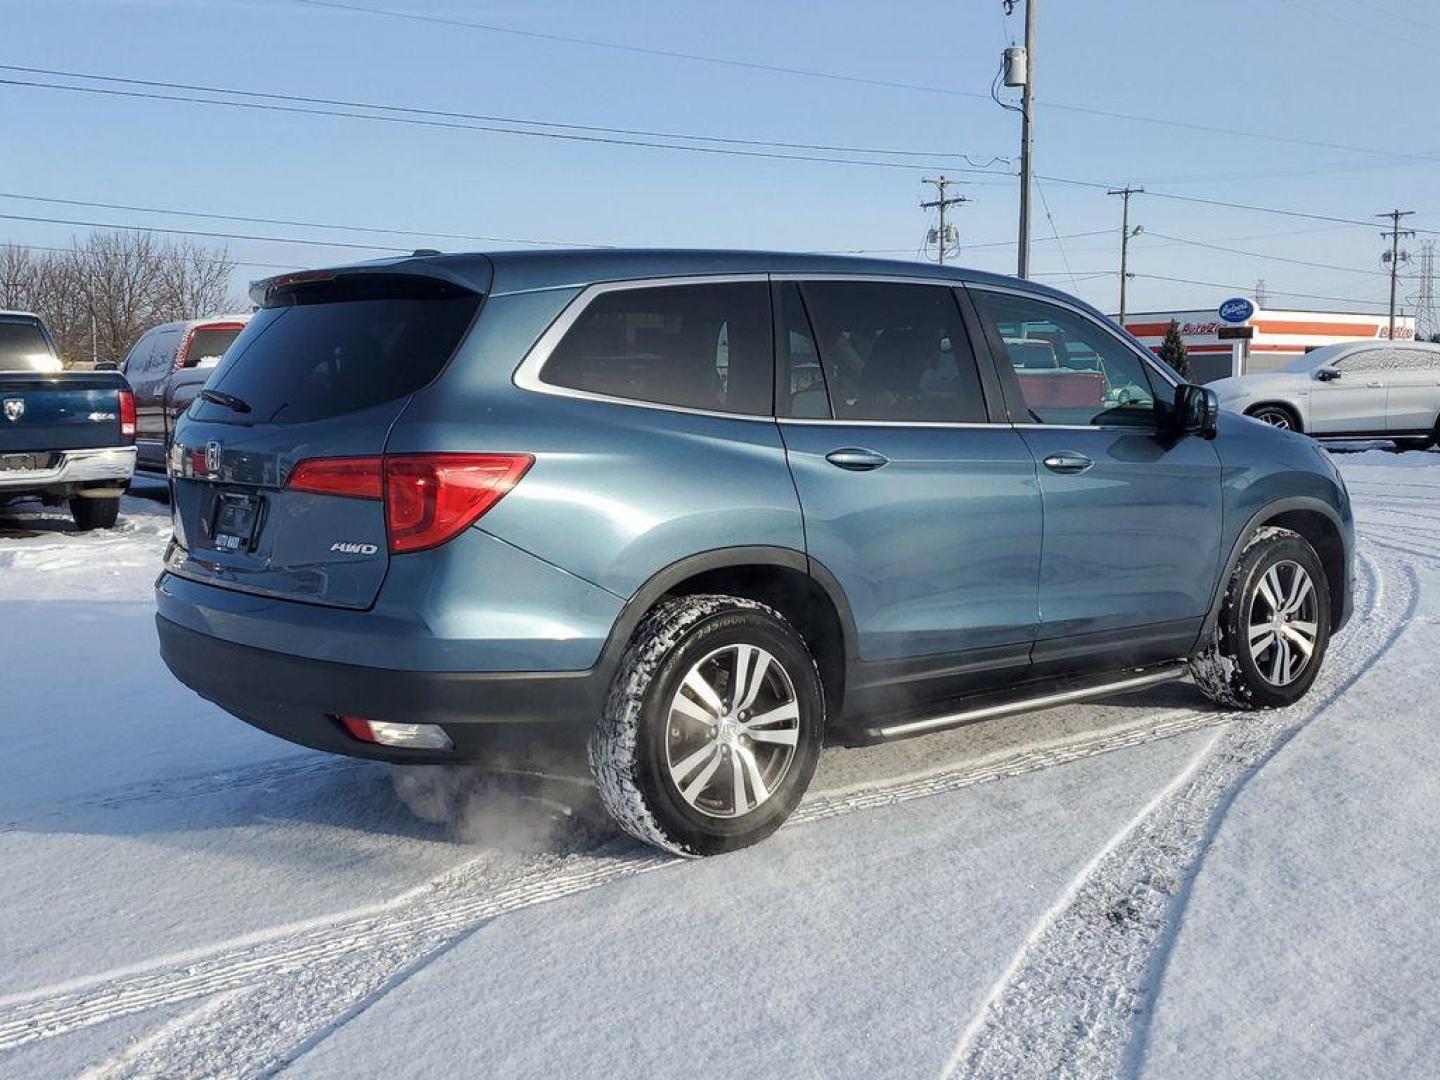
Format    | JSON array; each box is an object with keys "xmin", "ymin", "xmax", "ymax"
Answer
[{"xmin": 1209, "ymin": 340, "xmax": 1440, "ymax": 450}]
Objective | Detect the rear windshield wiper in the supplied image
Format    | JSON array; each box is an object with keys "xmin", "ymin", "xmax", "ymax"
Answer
[{"xmin": 198, "ymin": 388, "xmax": 252, "ymax": 414}]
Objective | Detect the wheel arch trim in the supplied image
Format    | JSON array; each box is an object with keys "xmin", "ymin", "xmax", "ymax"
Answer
[
  {"xmin": 594, "ymin": 545, "xmax": 859, "ymax": 689},
  {"xmin": 1198, "ymin": 496, "xmax": 1350, "ymax": 643}
]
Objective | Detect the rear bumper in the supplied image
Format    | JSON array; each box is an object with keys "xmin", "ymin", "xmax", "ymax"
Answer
[
  {"xmin": 0, "ymin": 445, "xmax": 135, "ymax": 490},
  {"xmin": 157, "ymin": 614, "xmax": 601, "ymax": 763}
]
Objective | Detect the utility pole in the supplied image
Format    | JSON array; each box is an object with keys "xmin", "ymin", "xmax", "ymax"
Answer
[
  {"xmin": 1016, "ymin": 0, "xmax": 1037, "ymax": 278},
  {"xmin": 1106, "ymin": 184, "xmax": 1143, "ymax": 325},
  {"xmin": 921, "ymin": 176, "xmax": 969, "ymax": 264},
  {"xmin": 1379, "ymin": 209, "xmax": 1415, "ymax": 341}
]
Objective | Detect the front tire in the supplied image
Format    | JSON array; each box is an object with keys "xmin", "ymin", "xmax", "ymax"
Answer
[
  {"xmin": 589, "ymin": 595, "xmax": 825, "ymax": 857},
  {"xmin": 69, "ymin": 495, "xmax": 120, "ymax": 531},
  {"xmin": 1248, "ymin": 405, "xmax": 1299, "ymax": 431},
  {"xmin": 1190, "ymin": 527, "xmax": 1331, "ymax": 710}
]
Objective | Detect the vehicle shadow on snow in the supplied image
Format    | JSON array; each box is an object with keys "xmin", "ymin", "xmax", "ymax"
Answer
[
  {"xmin": 9, "ymin": 680, "xmax": 1209, "ymax": 860},
  {"xmin": 9, "ymin": 747, "xmax": 615, "ymax": 858}
]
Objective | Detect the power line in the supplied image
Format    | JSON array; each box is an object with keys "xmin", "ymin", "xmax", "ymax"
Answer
[
  {"xmin": 0, "ymin": 212, "xmax": 411, "ymax": 254},
  {"xmin": 0, "ymin": 72, "xmax": 1013, "ymax": 176},
  {"xmin": 0, "ymin": 239, "xmax": 297, "ymax": 273},
  {"xmin": 1131, "ymin": 272, "xmax": 1391, "ymax": 309},
  {"xmin": 289, "ymin": 0, "xmax": 1433, "ymax": 162},
  {"xmin": 0, "ymin": 63, "xmax": 1007, "ymax": 166},
  {"xmin": 3, "ymin": 63, "xmax": 1431, "ymax": 243},
  {"xmin": 0, "ymin": 192, "xmax": 610, "ymax": 248},
  {"xmin": 1140, "ymin": 230, "xmax": 1389, "ymax": 276}
]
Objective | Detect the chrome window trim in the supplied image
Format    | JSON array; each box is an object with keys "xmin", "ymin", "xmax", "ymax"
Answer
[
  {"xmin": 779, "ymin": 418, "xmax": 1000, "ymax": 430},
  {"xmin": 512, "ymin": 274, "xmax": 776, "ymax": 422},
  {"xmin": 964, "ymin": 281, "xmax": 1181, "ymax": 391},
  {"xmin": 770, "ymin": 272, "xmax": 967, "ymax": 288}
]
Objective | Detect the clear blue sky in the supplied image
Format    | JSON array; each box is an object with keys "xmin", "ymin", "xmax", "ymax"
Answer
[{"xmin": 4, "ymin": 0, "xmax": 1437, "ymax": 315}]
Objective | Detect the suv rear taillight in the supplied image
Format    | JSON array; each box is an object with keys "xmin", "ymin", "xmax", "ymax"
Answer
[
  {"xmin": 117, "ymin": 390, "xmax": 137, "ymax": 440},
  {"xmin": 286, "ymin": 453, "xmax": 533, "ymax": 554}
]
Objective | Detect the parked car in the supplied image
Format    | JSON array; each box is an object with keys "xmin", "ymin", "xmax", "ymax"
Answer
[
  {"xmin": 122, "ymin": 316, "xmax": 250, "ymax": 474},
  {"xmin": 1210, "ymin": 340, "xmax": 1440, "ymax": 449},
  {"xmin": 0, "ymin": 310, "xmax": 135, "ymax": 529},
  {"xmin": 155, "ymin": 251, "xmax": 1354, "ymax": 856}
]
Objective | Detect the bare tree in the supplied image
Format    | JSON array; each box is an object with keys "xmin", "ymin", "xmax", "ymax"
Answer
[
  {"xmin": 1, "ymin": 244, "xmax": 40, "ymax": 310},
  {"xmin": 152, "ymin": 238, "xmax": 235, "ymax": 321},
  {"xmin": 0, "ymin": 231, "xmax": 239, "ymax": 366}
]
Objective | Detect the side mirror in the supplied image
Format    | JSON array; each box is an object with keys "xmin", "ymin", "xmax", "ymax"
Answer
[
  {"xmin": 1315, "ymin": 367, "xmax": 1341, "ymax": 382},
  {"xmin": 93, "ymin": 359, "xmax": 118, "ymax": 371},
  {"xmin": 1172, "ymin": 383, "xmax": 1219, "ymax": 439}
]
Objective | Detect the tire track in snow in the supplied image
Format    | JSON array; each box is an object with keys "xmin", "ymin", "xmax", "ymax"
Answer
[
  {"xmin": 2, "ymin": 704, "xmax": 1243, "ymax": 1073},
  {"xmin": 4, "ymin": 530, "xmax": 1402, "ymax": 1072},
  {"xmin": 941, "ymin": 544, "xmax": 1415, "ymax": 1079}
]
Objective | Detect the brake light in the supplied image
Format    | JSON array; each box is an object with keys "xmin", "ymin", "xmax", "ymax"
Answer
[
  {"xmin": 385, "ymin": 454, "xmax": 533, "ymax": 553},
  {"xmin": 117, "ymin": 390, "xmax": 137, "ymax": 440},
  {"xmin": 287, "ymin": 457, "xmax": 384, "ymax": 500},
  {"xmin": 286, "ymin": 453, "xmax": 532, "ymax": 554}
]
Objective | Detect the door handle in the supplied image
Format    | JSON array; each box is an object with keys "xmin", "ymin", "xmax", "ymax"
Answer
[
  {"xmin": 825, "ymin": 448, "xmax": 889, "ymax": 471},
  {"xmin": 1042, "ymin": 451, "xmax": 1094, "ymax": 474},
  {"xmin": 1366, "ymin": 381, "xmax": 1384, "ymax": 388}
]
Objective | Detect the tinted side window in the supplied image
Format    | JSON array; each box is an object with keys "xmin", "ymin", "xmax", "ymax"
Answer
[
  {"xmin": 543, "ymin": 282, "xmax": 772, "ymax": 416},
  {"xmin": 799, "ymin": 281, "xmax": 985, "ymax": 423},
  {"xmin": 973, "ymin": 290, "xmax": 1159, "ymax": 427}
]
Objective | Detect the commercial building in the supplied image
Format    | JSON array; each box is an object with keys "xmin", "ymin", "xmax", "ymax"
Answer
[{"xmin": 1122, "ymin": 307, "xmax": 1416, "ymax": 384}]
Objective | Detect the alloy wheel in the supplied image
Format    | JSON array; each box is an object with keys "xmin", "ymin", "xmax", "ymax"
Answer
[
  {"xmin": 1253, "ymin": 408, "xmax": 1293, "ymax": 430},
  {"xmin": 1247, "ymin": 560, "xmax": 1320, "ymax": 686},
  {"xmin": 664, "ymin": 643, "xmax": 800, "ymax": 818}
]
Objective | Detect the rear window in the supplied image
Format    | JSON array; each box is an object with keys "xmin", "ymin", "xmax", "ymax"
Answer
[
  {"xmin": 192, "ymin": 276, "xmax": 480, "ymax": 425},
  {"xmin": 0, "ymin": 320, "xmax": 61, "ymax": 373},
  {"xmin": 184, "ymin": 327, "xmax": 244, "ymax": 369}
]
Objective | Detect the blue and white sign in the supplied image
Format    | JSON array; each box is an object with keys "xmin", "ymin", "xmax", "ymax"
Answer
[{"xmin": 1218, "ymin": 296, "xmax": 1256, "ymax": 324}]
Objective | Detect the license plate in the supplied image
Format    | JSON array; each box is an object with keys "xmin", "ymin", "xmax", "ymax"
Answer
[
  {"xmin": 1, "ymin": 453, "xmax": 55, "ymax": 472},
  {"xmin": 211, "ymin": 492, "xmax": 262, "ymax": 552}
]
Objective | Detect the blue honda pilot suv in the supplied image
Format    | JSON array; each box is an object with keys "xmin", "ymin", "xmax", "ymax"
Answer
[{"xmin": 157, "ymin": 250, "xmax": 1354, "ymax": 855}]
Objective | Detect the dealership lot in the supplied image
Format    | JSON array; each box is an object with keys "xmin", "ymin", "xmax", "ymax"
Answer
[{"xmin": 1, "ymin": 451, "xmax": 1437, "ymax": 1077}]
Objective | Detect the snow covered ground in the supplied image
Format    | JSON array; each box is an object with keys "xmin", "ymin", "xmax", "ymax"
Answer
[{"xmin": 0, "ymin": 453, "xmax": 1437, "ymax": 1078}]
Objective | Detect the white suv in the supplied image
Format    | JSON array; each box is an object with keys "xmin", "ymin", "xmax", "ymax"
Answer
[{"xmin": 1209, "ymin": 340, "xmax": 1440, "ymax": 450}]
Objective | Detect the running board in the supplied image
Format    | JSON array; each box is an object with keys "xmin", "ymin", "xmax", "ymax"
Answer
[{"xmin": 864, "ymin": 665, "xmax": 1189, "ymax": 741}]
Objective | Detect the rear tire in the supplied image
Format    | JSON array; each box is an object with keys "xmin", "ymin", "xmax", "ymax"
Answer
[
  {"xmin": 1190, "ymin": 527, "xmax": 1331, "ymax": 710},
  {"xmin": 589, "ymin": 594, "xmax": 825, "ymax": 857},
  {"xmin": 69, "ymin": 495, "xmax": 120, "ymax": 531}
]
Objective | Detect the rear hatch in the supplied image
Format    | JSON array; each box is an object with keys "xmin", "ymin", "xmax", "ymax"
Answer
[
  {"xmin": 167, "ymin": 269, "xmax": 485, "ymax": 609},
  {"xmin": 2, "ymin": 317, "xmax": 126, "ymax": 454}
]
